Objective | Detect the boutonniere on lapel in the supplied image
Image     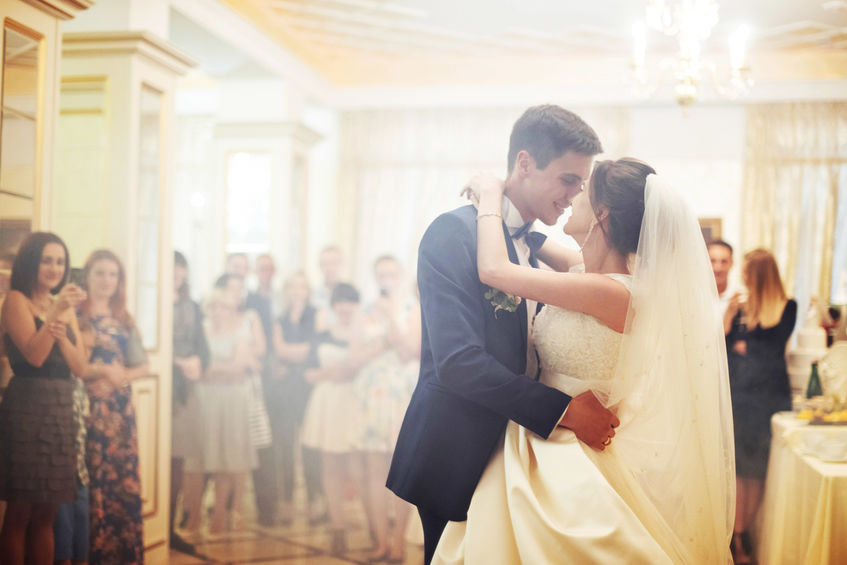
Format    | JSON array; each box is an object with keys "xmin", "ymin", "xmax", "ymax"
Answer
[{"xmin": 484, "ymin": 286, "xmax": 521, "ymax": 317}]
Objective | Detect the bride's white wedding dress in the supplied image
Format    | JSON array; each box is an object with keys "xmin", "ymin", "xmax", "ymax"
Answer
[{"xmin": 433, "ymin": 273, "xmax": 673, "ymax": 564}]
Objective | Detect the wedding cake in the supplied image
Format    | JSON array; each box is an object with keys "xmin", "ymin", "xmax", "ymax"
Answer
[
  {"xmin": 820, "ymin": 343, "xmax": 847, "ymax": 398},
  {"xmin": 787, "ymin": 303, "xmax": 828, "ymax": 394}
]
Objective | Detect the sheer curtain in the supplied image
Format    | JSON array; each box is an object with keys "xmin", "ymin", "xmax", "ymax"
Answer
[
  {"xmin": 742, "ymin": 102, "xmax": 847, "ymax": 315},
  {"xmin": 337, "ymin": 106, "xmax": 629, "ymax": 295}
]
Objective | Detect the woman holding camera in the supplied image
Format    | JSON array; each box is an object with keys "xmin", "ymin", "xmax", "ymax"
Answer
[{"xmin": 0, "ymin": 233, "xmax": 88, "ymax": 565}]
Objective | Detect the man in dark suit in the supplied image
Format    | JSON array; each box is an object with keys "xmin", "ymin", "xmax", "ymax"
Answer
[{"xmin": 386, "ymin": 105, "xmax": 620, "ymax": 564}]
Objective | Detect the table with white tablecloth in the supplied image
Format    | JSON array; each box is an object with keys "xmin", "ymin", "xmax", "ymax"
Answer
[{"xmin": 756, "ymin": 413, "xmax": 847, "ymax": 565}]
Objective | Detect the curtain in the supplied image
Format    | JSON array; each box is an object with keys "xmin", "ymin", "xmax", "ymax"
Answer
[
  {"xmin": 337, "ymin": 106, "xmax": 630, "ymax": 296},
  {"xmin": 742, "ymin": 102, "xmax": 847, "ymax": 314}
]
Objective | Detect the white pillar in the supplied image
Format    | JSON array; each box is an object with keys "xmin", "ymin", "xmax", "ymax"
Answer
[{"xmin": 56, "ymin": 27, "xmax": 194, "ymax": 562}]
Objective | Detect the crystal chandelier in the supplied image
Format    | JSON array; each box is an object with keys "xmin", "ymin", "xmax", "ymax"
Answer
[{"xmin": 631, "ymin": 0, "xmax": 753, "ymax": 107}]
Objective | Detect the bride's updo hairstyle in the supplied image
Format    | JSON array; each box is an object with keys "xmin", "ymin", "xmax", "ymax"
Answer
[{"xmin": 588, "ymin": 158, "xmax": 656, "ymax": 256}]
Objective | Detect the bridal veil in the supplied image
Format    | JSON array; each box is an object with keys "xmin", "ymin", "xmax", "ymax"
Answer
[{"xmin": 601, "ymin": 174, "xmax": 735, "ymax": 564}]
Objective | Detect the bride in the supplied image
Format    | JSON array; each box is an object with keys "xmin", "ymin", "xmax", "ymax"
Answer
[{"xmin": 434, "ymin": 158, "xmax": 735, "ymax": 564}]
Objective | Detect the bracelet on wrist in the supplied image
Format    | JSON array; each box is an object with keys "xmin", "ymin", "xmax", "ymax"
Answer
[{"xmin": 476, "ymin": 212, "xmax": 502, "ymax": 221}]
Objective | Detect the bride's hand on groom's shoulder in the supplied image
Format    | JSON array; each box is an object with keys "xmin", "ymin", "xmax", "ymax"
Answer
[
  {"xmin": 558, "ymin": 391, "xmax": 620, "ymax": 451},
  {"xmin": 461, "ymin": 172, "xmax": 505, "ymax": 205}
]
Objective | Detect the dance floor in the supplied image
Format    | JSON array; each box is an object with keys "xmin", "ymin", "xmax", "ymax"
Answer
[{"xmin": 167, "ymin": 504, "xmax": 424, "ymax": 564}]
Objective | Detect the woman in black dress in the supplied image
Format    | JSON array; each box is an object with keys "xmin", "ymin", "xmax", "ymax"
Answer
[
  {"xmin": 270, "ymin": 271, "xmax": 324, "ymax": 524},
  {"xmin": 0, "ymin": 233, "xmax": 88, "ymax": 565},
  {"xmin": 725, "ymin": 248, "xmax": 796, "ymax": 564},
  {"xmin": 170, "ymin": 251, "xmax": 209, "ymax": 550}
]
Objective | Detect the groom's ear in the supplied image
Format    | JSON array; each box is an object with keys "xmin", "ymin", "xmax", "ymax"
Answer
[{"xmin": 515, "ymin": 150, "xmax": 534, "ymax": 178}]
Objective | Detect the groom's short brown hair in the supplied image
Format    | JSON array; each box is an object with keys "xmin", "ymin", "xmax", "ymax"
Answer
[{"xmin": 507, "ymin": 105, "xmax": 603, "ymax": 174}]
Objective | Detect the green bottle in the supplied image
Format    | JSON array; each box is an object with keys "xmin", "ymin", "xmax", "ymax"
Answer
[{"xmin": 806, "ymin": 362, "xmax": 823, "ymax": 399}]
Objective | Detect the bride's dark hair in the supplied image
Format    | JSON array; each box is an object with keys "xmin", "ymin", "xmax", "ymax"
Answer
[{"xmin": 589, "ymin": 158, "xmax": 656, "ymax": 256}]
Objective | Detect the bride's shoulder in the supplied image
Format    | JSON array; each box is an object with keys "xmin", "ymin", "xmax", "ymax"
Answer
[{"xmin": 603, "ymin": 273, "xmax": 633, "ymax": 289}]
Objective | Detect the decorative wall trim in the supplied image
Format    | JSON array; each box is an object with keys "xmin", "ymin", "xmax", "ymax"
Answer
[
  {"xmin": 143, "ymin": 538, "xmax": 166, "ymax": 552},
  {"xmin": 21, "ymin": 0, "xmax": 93, "ymax": 21},
  {"xmin": 213, "ymin": 121, "xmax": 323, "ymax": 147},
  {"xmin": 62, "ymin": 32, "xmax": 196, "ymax": 76},
  {"xmin": 133, "ymin": 373, "xmax": 160, "ymax": 519}
]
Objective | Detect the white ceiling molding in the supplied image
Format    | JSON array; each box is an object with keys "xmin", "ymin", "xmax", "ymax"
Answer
[
  {"xmin": 22, "ymin": 0, "xmax": 93, "ymax": 20},
  {"xmin": 168, "ymin": 0, "xmax": 847, "ymax": 109},
  {"xmin": 756, "ymin": 21, "xmax": 847, "ymax": 49},
  {"xmin": 170, "ymin": 0, "xmax": 333, "ymax": 103},
  {"xmin": 329, "ymin": 79, "xmax": 847, "ymax": 110}
]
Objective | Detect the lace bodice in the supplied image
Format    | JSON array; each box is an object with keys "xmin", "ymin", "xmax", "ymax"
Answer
[{"xmin": 532, "ymin": 274, "xmax": 632, "ymax": 398}]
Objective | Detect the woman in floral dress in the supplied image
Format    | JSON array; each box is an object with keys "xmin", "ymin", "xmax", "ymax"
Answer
[
  {"xmin": 78, "ymin": 250, "xmax": 147, "ymax": 565},
  {"xmin": 356, "ymin": 257, "xmax": 420, "ymax": 562}
]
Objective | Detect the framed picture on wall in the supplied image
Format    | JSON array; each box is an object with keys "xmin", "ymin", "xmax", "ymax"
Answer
[{"xmin": 699, "ymin": 218, "xmax": 722, "ymax": 242}]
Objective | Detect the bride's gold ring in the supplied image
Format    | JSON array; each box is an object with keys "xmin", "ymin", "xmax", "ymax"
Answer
[{"xmin": 602, "ymin": 438, "xmax": 612, "ymax": 446}]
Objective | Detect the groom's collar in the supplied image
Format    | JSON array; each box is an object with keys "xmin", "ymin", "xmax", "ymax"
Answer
[{"xmin": 502, "ymin": 196, "xmax": 531, "ymax": 235}]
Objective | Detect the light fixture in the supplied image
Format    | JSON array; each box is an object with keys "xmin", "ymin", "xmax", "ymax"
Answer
[{"xmin": 631, "ymin": 0, "xmax": 753, "ymax": 108}]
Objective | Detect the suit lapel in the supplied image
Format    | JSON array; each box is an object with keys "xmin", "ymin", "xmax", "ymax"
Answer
[
  {"xmin": 503, "ymin": 225, "xmax": 528, "ymax": 353},
  {"xmin": 527, "ymin": 235, "xmax": 544, "ymax": 315}
]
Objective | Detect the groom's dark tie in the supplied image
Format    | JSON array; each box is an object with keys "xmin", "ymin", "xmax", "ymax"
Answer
[
  {"xmin": 510, "ymin": 221, "xmax": 532, "ymax": 240},
  {"xmin": 525, "ymin": 231, "xmax": 545, "ymax": 259}
]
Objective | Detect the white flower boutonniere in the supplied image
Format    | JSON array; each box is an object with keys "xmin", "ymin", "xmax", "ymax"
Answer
[{"xmin": 485, "ymin": 287, "xmax": 521, "ymax": 317}]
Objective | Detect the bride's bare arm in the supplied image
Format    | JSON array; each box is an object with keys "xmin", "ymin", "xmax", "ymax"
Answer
[
  {"xmin": 535, "ymin": 240, "xmax": 583, "ymax": 273},
  {"xmin": 474, "ymin": 174, "xmax": 629, "ymax": 333}
]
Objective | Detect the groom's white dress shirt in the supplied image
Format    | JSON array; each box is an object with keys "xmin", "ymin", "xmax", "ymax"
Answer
[
  {"xmin": 500, "ymin": 197, "xmax": 569, "ymax": 424},
  {"xmin": 501, "ymin": 197, "xmax": 539, "ymax": 379}
]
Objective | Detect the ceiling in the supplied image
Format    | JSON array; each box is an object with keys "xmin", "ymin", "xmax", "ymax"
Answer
[{"xmin": 217, "ymin": 0, "xmax": 847, "ymax": 86}]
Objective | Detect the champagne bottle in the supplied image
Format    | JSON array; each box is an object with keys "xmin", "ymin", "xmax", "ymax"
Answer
[{"xmin": 806, "ymin": 362, "xmax": 823, "ymax": 399}]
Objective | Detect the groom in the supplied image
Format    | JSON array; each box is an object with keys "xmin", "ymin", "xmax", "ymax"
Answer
[{"xmin": 387, "ymin": 105, "xmax": 621, "ymax": 564}]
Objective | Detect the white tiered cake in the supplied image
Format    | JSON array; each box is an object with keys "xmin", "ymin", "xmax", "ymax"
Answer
[
  {"xmin": 820, "ymin": 342, "xmax": 847, "ymax": 398},
  {"xmin": 787, "ymin": 304, "xmax": 828, "ymax": 394}
]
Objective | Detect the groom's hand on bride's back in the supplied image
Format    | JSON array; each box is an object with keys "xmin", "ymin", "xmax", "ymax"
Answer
[{"xmin": 558, "ymin": 391, "xmax": 620, "ymax": 451}]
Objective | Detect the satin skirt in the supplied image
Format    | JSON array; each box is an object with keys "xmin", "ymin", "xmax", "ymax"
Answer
[{"xmin": 433, "ymin": 421, "xmax": 673, "ymax": 565}]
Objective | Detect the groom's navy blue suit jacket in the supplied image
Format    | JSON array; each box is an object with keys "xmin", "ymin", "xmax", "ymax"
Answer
[{"xmin": 386, "ymin": 205, "xmax": 571, "ymax": 521}]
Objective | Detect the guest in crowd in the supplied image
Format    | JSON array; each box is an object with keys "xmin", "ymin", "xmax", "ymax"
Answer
[
  {"xmin": 225, "ymin": 252, "xmax": 250, "ymax": 280},
  {"xmin": 218, "ymin": 273, "xmax": 272, "ymax": 479},
  {"xmin": 170, "ymin": 251, "xmax": 209, "ymax": 551},
  {"xmin": 356, "ymin": 256, "xmax": 420, "ymax": 563},
  {"xmin": 184, "ymin": 287, "xmax": 258, "ymax": 536},
  {"xmin": 708, "ymin": 240, "xmax": 738, "ymax": 318},
  {"xmin": 0, "ymin": 232, "xmax": 88, "ymax": 565},
  {"xmin": 301, "ymin": 283, "xmax": 385, "ymax": 554},
  {"xmin": 270, "ymin": 271, "xmax": 325, "ymax": 525},
  {"xmin": 0, "ymin": 253, "xmax": 15, "ymax": 400},
  {"xmin": 217, "ymin": 274, "xmax": 267, "ymax": 363},
  {"xmin": 245, "ymin": 254, "xmax": 279, "ymax": 526},
  {"xmin": 53, "ymin": 376, "xmax": 90, "ymax": 565},
  {"xmin": 247, "ymin": 254, "xmax": 277, "ymax": 343},
  {"xmin": 0, "ymin": 252, "xmax": 14, "ymax": 528},
  {"xmin": 77, "ymin": 249, "xmax": 147, "ymax": 565},
  {"xmin": 313, "ymin": 246, "xmax": 345, "ymax": 315},
  {"xmin": 0, "ymin": 253, "xmax": 12, "ymax": 297},
  {"xmin": 725, "ymin": 248, "xmax": 797, "ymax": 565}
]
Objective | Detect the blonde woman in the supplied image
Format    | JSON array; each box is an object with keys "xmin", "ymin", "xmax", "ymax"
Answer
[
  {"xmin": 725, "ymin": 248, "xmax": 796, "ymax": 564},
  {"xmin": 183, "ymin": 288, "xmax": 258, "ymax": 537}
]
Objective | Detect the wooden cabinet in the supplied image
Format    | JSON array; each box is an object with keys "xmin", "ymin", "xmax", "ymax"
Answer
[{"xmin": 0, "ymin": 0, "xmax": 91, "ymax": 254}]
